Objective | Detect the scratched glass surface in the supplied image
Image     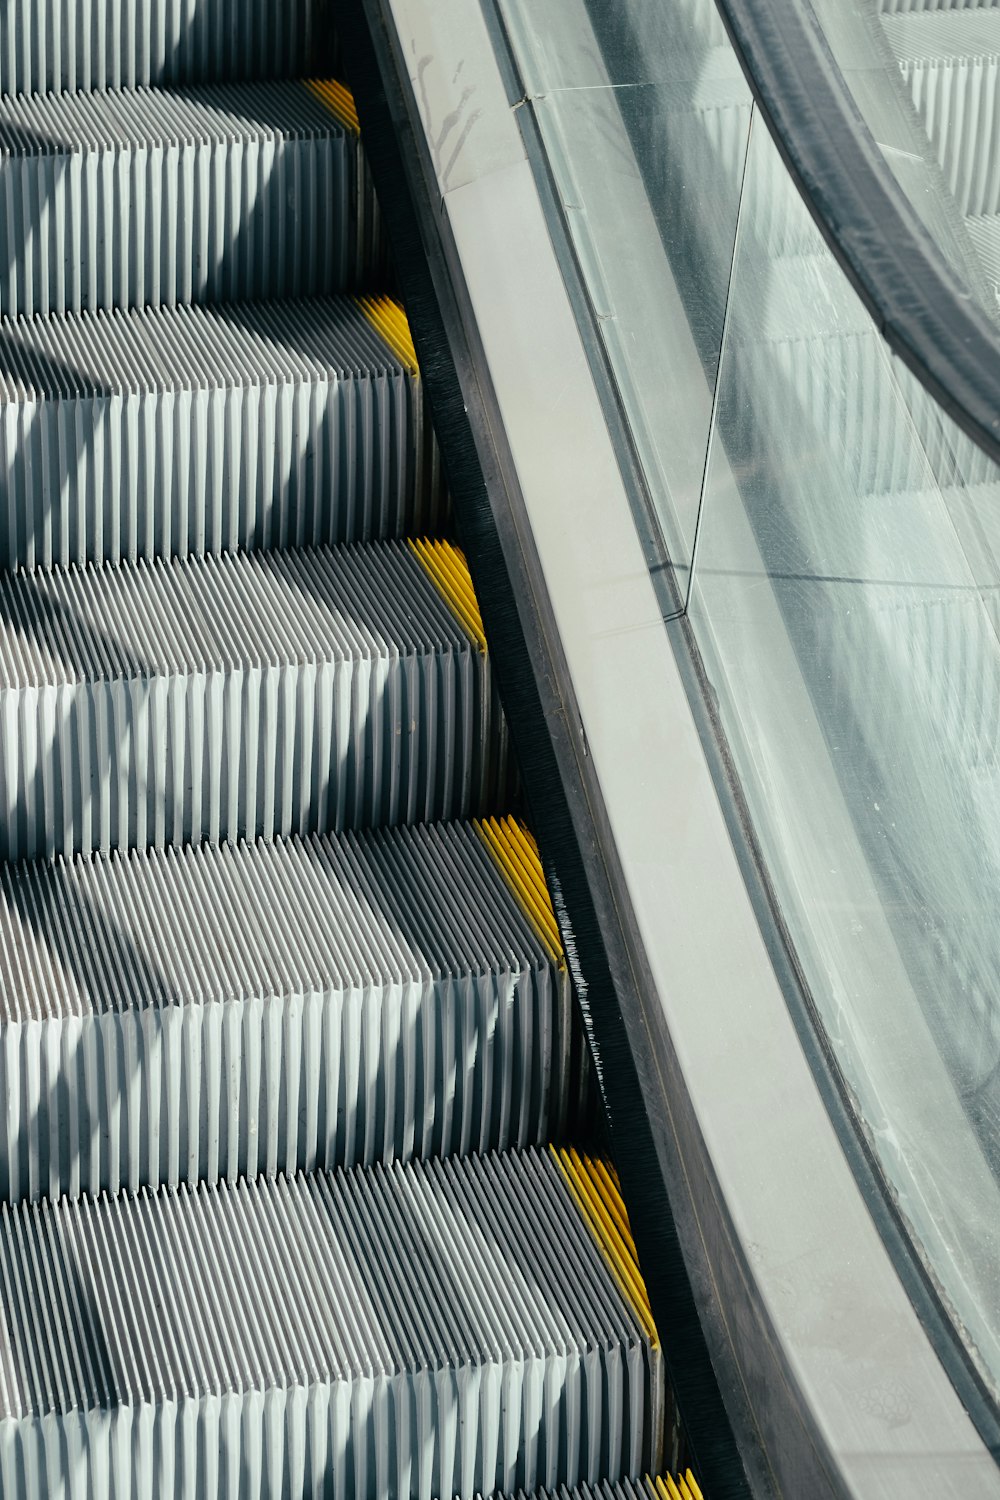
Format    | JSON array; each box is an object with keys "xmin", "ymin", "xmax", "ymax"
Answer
[
  {"xmin": 496, "ymin": 0, "xmax": 1000, "ymax": 1397},
  {"xmin": 499, "ymin": 0, "xmax": 751, "ymax": 605}
]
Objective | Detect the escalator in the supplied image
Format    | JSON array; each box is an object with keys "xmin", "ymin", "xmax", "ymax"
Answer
[
  {"xmin": 3, "ymin": 0, "xmax": 1000, "ymax": 1497},
  {"xmin": 0, "ymin": 6, "xmax": 705, "ymax": 1498}
]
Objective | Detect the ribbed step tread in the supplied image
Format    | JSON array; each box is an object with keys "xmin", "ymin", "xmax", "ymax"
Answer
[
  {"xmin": 0, "ymin": 295, "xmax": 444, "ymax": 568},
  {"xmin": 882, "ymin": 7, "xmax": 1000, "ymax": 62},
  {"xmin": 881, "ymin": 1, "xmax": 994, "ymax": 12},
  {"xmin": 0, "ymin": 80, "xmax": 379, "ymax": 315},
  {"xmin": 1, "ymin": 0, "xmax": 331, "ymax": 96},
  {"xmin": 0, "ymin": 540, "xmax": 504, "ymax": 859},
  {"xmin": 0, "ymin": 819, "xmax": 576, "ymax": 1199},
  {"xmin": 510, "ymin": 1476, "xmax": 703, "ymax": 1500},
  {"xmin": 0, "ymin": 1149, "xmax": 664, "ymax": 1498},
  {"xmin": 883, "ymin": 10, "xmax": 1000, "ymax": 216}
]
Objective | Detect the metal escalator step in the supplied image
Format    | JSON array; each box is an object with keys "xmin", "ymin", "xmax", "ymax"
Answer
[
  {"xmin": 0, "ymin": 1148, "xmax": 663, "ymax": 1499},
  {"xmin": 503, "ymin": 1475, "xmax": 703, "ymax": 1500},
  {"xmin": 882, "ymin": 7, "xmax": 1000, "ymax": 217},
  {"xmin": 0, "ymin": 539, "xmax": 499, "ymax": 860},
  {"xmin": 0, "ymin": 820, "xmax": 574, "ymax": 1201},
  {"xmin": 1, "ymin": 0, "xmax": 330, "ymax": 96},
  {"xmin": 0, "ymin": 295, "xmax": 445, "ymax": 570},
  {"xmin": 0, "ymin": 79, "xmax": 379, "ymax": 317},
  {"xmin": 748, "ymin": 290, "xmax": 996, "ymax": 496},
  {"xmin": 880, "ymin": 2, "xmax": 993, "ymax": 12}
]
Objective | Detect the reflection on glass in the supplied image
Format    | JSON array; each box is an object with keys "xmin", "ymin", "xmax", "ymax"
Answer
[
  {"xmin": 689, "ymin": 108, "xmax": 1000, "ymax": 1391},
  {"xmin": 494, "ymin": 0, "xmax": 1000, "ymax": 1400},
  {"xmin": 498, "ymin": 0, "xmax": 752, "ymax": 603},
  {"xmin": 814, "ymin": 0, "xmax": 1000, "ymax": 321}
]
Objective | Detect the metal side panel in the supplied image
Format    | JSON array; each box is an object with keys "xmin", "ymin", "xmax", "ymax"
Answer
[{"xmin": 358, "ymin": 0, "xmax": 1000, "ymax": 1495}]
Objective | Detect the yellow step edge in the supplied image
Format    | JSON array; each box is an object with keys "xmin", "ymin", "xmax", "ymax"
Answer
[
  {"xmin": 564, "ymin": 1146, "xmax": 648, "ymax": 1299},
  {"xmin": 476, "ymin": 815, "xmax": 563, "ymax": 963},
  {"xmin": 411, "ymin": 537, "xmax": 484, "ymax": 646},
  {"xmin": 306, "ymin": 78, "xmax": 360, "ymax": 133},
  {"xmin": 483, "ymin": 816, "xmax": 552, "ymax": 920},
  {"xmin": 491, "ymin": 818, "xmax": 565, "ymax": 960},
  {"xmin": 357, "ymin": 295, "xmax": 419, "ymax": 373},
  {"xmin": 654, "ymin": 1474, "xmax": 704, "ymax": 1500},
  {"xmin": 491, "ymin": 815, "xmax": 552, "ymax": 913},
  {"xmin": 590, "ymin": 1157, "xmax": 633, "ymax": 1249},
  {"xmin": 553, "ymin": 1145, "xmax": 659, "ymax": 1348},
  {"xmin": 409, "ymin": 537, "xmax": 488, "ymax": 651}
]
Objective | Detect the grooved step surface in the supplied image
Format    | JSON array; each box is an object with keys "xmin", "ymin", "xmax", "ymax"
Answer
[
  {"xmin": 1, "ymin": 0, "xmax": 331, "ymax": 96},
  {"xmin": 0, "ymin": 821, "xmax": 573, "ymax": 1199},
  {"xmin": 880, "ymin": 1, "xmax": 994, "ymax": 11},
  {"xmin": 883, "ymin": 8, "xmax": 1000, "ymax": 216},
  {"xmin": 507, "ymin": 1475, "xmax": 703, "ymax": 1500},
  {"xmin": 0, "ymin": 540, "xmax": 499, "ymax": 859},
  {"xmin": 0, "ymin": 80, "xmax": 379, "ymax": 315},
  {"xmin": 0, "ymin": 296, "xmax": 444, "ymax": 569},
  {"xmin": 0, "ymin": 1149, "xmax": 663, "ymax": 1499}
]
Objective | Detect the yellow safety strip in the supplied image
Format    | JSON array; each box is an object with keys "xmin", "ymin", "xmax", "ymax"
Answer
[
  {"xmin": 567, "ymin": 1147, "xmax": 643, "ymax": 1284},
  {"xmin": 357, "ymin": 295, "xmax": 419, "ymax": 373},
  {"xmin": 476, "ymin": 815, "xmax": 563, "ymax": 965},
  {"xmin": 306, "ymin": 78, "xmax": 360, "ymax": 133},
  {"xmin": 654, "ymin": 1476, "xmax": 704, "ymax": 1500},
  {"xmin": 409, "ymin": 537, "xmax": 488, "ymax": 651},
  {"xmin": 485, "ymin": 817, "xmax": 545, "ymax": 912},
  {"xmin": 553, "ymin": 1146, "xmax": 659, "ymax": 1348}
]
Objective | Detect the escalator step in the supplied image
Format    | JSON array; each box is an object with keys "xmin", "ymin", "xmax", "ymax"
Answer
[
  {"xmin": 501, "ymin": 1475, "xmax": 703, "ymax": 1500},
  {"xmin": 1, "ymin": 0, "xmax": 329, "ymax": 96},
  {"xmin": 0, "ymin": 818, "xmax": 574, "ymax": 1201},
  {"xmin": 0, "ymin": 295, "xmax": 444, "ymax": 570},
  {"xmin": 0, "ymin": 1148, "xmax": 663, "ymax": 1499},
  {"xmin": 0, "ymin": 79, "xmax": 379, "ymax": 317},
  {"xmin": 879, "ymin": 1, "xmax": 987, "ymax": 12},
  {"xmin": 0, "ymin": 539, "xmax": 501, "ymax": 859},
  {"xmin": 882, "ymin": 8, "xmax": 1000, "ymax": 218}
]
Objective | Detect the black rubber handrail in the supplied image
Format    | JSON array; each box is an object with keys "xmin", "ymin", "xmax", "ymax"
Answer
[{"xmin": 713, "ymin": 0, "xmax": 1000, "ymax": 468}]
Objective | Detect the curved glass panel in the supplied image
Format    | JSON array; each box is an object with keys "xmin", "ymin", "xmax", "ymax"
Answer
[
  {"xmin": 497, "ymin": 0, "xmax": 1000, "ymax": 1400},
  {"xmin": 689, "ymin": 105, "xmax": 1000, "ymax": 1392},
  {"xmin": 497, "ymin": 0, "xmax": 752, "ymax": 605},
  {"xmin": 812, "ymin": 0, "xmax": 998, "ymax": 320}
]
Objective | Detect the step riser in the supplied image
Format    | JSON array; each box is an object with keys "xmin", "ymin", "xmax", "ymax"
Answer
[
  {"xmin": 0, "ymin": 107, "xmax": 378, "ymax": 317},
  {"xmin": 0, "ymin": 654, "xmax": 483, "ymax": 859},
  {"xmin": 0, "ymin": 970, "xmax": 569, "ymax": 1201},
  {"xmin": 1, "ymin": 356, "xmax": 426, "ymax": 568},
  {"xmin": 0, "ymin": 1152, "xmax": 661, "ymax": 1500},
  {"xmin": 898, "ymin": 53, "xmax": 1000, "ymax": 218},
  {"xmin": 0, "ymin": 1382, "xmax": 632, "ymax": 1500},
  {"xmin": 1, "ymin": 0, "xmax": 331, "ymax": 96},
  {"xmin": 0, "ymin": 819, "xmax": 572, "ymax": 1202}
]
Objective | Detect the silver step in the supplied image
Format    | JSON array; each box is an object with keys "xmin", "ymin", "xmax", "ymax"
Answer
[
  {"xmin": 0, "ymin": 79, "xmax": 379, "ymax": 317},
  {"xmin": 0, "ymin": 1148, "xmax": 663, "ymax": 1500},
  {"xmin": 0, "ymin": 0, "xmax": 331, "ymax": 96},
  {"xmin": 882, "ymin": 7, "xmax": 1000, "ymax": 218},
  {"xmin": 0, "ymin": 539, "xmax": 499, "ymax": 859},
  {"xmin": 0, "ymin": 818, "xmax": 573, "ymax": 1200},
  {"xmin": 0, "ymin": 296, "xmax": 443, "ymax": 570}
]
